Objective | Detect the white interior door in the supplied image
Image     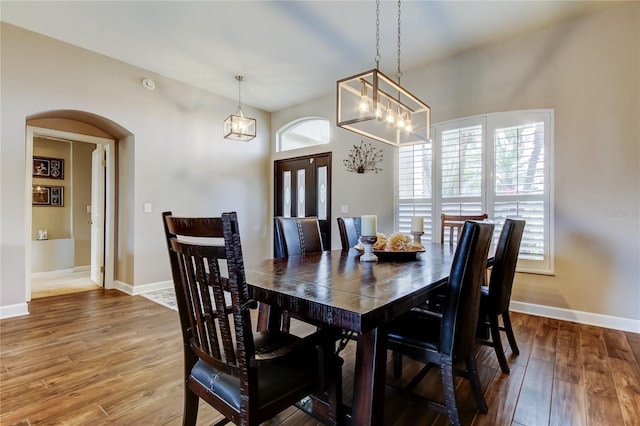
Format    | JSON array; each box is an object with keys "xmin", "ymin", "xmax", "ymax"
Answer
[{"xmin": 90, "ymin": 146, "xmax": 105, "ymax": 285}]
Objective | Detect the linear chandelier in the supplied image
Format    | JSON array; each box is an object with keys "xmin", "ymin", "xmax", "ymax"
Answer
[
  {"xmin": 224, "ymin": 75, "xmax": 256, "ymax": 141},
  {"xmin": 337, "ymin": 0, "xmax": 431, "ymax": 148}
]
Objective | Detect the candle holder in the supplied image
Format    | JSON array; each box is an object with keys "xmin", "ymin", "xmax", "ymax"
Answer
[
  {"xmin": 411, "ymin": 232, "xmax": 424, "ymax": 249},
  {"xmin": 360, "ymin": 235, "xmax": 378, "ymax": 262}
]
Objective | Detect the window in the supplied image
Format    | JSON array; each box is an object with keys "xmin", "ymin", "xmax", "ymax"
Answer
[
  {"xmin": 398, "ymin": 143, "xmax": 433, "ymax": 239},
  {"xmin": 277, "ymin": 117, "xmax": 330, "ymax": 152},
  {"xmin": 396, "ymin": 110, "xmax": 554, "ymax": 274}
]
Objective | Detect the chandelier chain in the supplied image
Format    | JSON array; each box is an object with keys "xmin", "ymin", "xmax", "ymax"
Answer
[
  {"xmin": 335, "ymin": 0, "xmax": 431, "ymax": 146},
  {"xmin": 375, "ymin": 0, "xmax": 381, "ymax": 69},
  {"xmin": 396, "ymin": 0, "xmax": 402, "ymax": 83},
  {"xmin": 235, "ymin": 75, "xmax": 244, "ymax": 109}
]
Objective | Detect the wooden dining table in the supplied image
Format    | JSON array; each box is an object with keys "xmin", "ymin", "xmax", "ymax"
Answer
[{"xmin": 245, "ymin": 243, "xmax": 460, "ymax": 426}]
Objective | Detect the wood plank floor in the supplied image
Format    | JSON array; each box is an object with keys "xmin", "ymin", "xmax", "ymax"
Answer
[{"xmin": 1, "ymin": 289, "xmax": 639, "ymax": 426}]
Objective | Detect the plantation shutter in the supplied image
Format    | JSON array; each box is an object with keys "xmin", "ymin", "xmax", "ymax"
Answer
[
  {"xmin": 396, "ymin": 110, "xmax": 554, "ymax": 274},
  {"xmin": 490, "ymin": 111, "xmax": 552, "ymax": 272},
  {"xmin": 398, "ymin": 143, "xmax": 433, "ymax": 240}
]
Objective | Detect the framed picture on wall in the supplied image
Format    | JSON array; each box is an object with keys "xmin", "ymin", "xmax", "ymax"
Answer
[
  {"xmin": 32, "ymin": 185, "xmax": 50, "ymax": 205},
  {"xmin": 50, "ymin": 186, "xmax": 64, "ymax": 206},
  {"xmin": 33, "ymin": 156, "xmax": 64, "ymax": 179},
  {"xmin": 32, "ymin": 185, "xmax": 64, "ymax": 206}
]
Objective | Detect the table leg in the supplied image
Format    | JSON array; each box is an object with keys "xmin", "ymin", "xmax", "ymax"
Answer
[{"xmin": 352, "ymin": 327, "xmax": 387, "ymax": 426}]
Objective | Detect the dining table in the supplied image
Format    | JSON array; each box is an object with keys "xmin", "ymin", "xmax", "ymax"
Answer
[{"xmin": 245, "ymin": 243, "xmax": 466, "ymax": 426}]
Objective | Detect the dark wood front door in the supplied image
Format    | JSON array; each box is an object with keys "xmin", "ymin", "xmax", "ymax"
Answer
[{"xmin": 274, "ymin": 153, "xmax": 331, "ymax": 253}]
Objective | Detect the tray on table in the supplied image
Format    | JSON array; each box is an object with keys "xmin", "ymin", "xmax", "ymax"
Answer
[{"xmin": 354, "ymin": 246, "xmax": 425, "ymax": 261}]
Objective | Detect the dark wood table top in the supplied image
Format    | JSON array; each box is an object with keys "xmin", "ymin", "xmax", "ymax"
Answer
[
  {"xmin": 245, "ymin": 243, "xmax": 493, "ymax": 426},
  {"xmin": 246, "ymin": 244, "xmax": 457, "ymax": 333}
]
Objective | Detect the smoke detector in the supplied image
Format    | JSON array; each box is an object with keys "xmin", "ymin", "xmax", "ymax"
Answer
[{"xmin": 141, "ymin": 78, "xmax": 156, "ymax": 90}]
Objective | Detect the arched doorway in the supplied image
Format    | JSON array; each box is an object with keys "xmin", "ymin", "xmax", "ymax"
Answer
[{"xmin": 24, "ymin": 110, "xmax": 131, "ymax": 301}]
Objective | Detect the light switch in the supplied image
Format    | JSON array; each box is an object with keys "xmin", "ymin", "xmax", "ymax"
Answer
[
  {"xmin": 86, "ymin": 205, "xmax": 91, "ymax": 213},
  {"xmin": 144, "ymin": 203, "xmax": 152, "ymax": 213},
  {"xmin": 341, "ymin": 205, "xmax": 349, "ymax": 213}
]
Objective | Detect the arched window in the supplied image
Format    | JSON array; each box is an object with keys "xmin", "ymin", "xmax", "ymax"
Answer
[{"xmin": 277, "ymin": 117, "xmax": 330, "ymax": 152}]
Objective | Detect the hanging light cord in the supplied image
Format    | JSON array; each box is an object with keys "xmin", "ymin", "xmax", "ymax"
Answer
[
  {"xmin": 396, "ymin": 0, "xmax": 402, "ymax": 84},
  {"xmin": 375, "ymin": 0, "xmax": 381, "ymax": 70},
  {"xmin": 374, "ymin": 0, "xmax": 402, "ymax": 82},
  {"xmin": 235, "ymin": 75, "xmax": 244, "ymax": 110}
]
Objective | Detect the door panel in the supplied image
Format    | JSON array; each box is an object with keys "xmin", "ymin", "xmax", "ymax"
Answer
[
  {"xmin": 296, "ymin": 169, "xmax": 306, "ymax": 217},
  {"xmin": 274, "ymin": 153, "xmax": 331, "ymax": 253},
  {"xmin": 90, "ymin": 146, "xmax": 105, "ymax": 286}
]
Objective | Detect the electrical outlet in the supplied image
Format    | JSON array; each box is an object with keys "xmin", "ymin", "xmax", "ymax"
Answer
[{"xmin": 341, "ymin": 205, "xmax": 349, "ymax": 213}]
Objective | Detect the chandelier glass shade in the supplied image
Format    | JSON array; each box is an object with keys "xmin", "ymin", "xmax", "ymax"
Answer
[
  {"xmin": 224, "ymin": 75, "xmax": 256, "ymax": 141},
  {"xmin": 336, "ymin": 0, "xmax": 431, "ymax": 147}
]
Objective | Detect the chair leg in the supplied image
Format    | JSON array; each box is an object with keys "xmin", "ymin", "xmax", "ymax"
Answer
[
  {"xmin": 489, "ymin": 314, "xmax": 510, "ymax": 374},
  {"xmin": 282, "ymin": 311, "xmax": 291, "ymax": 333},
  {"xmin": 257, "ymin": 303, "xmax": 290, "ymax": 332},
  {"xmin": 502, "ymin": 311, "xmax": 520, "ymax": 355},
  {"xmin": 441, "ymin": 357, "xmax": 461, "ymax": 426},
  {"xmin": 182, "ymin": 387, "xmax": 200, "ymax": 426},
  {"xmin": 256, "ymin": 303, "xmax": 270, "ymax": 332},
  {"xmin": 392, "ymin": 351, "xmax": 403, "ymax": 378},
  {"xmin": 466, "ymin": 354, "xmax": 488, "ymax": 413}
]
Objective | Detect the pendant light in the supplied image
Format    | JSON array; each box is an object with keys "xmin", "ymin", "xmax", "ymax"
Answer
[
  {"xmin": 337, "ymin": 0, "xmax": 431, "ymax": 147},
  {"xmin": 224, "ymin": 75, "xmax": 256, "ymax": 141}
]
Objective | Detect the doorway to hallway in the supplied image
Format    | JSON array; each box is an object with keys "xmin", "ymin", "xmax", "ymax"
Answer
[{"xmin": 26, "ymin": 126, "xmax": 115, "ymax": 300}]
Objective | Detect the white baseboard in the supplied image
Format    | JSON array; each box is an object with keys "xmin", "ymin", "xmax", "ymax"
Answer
[
  {"xmin": 0, "ymin": 303, "xmax": 29, "ymax": 319},
  {"xmin": 31, "ymin": 268, "xmax": 74, "ymax": 277},
  {"xmin": 510, "ymin": 301, "xmax": 640, "ymax": 333},
  {"xmin": 112, "ymin": 280, "xmax": 173, "ymax": 296},
  {"xmin": 31, "ymin": 266, "xmax": 90, "ymax": 276}
]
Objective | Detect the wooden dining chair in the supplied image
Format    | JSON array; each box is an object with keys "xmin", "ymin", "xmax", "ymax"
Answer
[
  {"xmin": 162, "ymin": 211, "xmax": 342, "ymax": 426},
  {"xmin": 441, "ymin": 213, "xmax": 488, "ymax": 245},
  {"xmin": 336, "ymin": 217, "xmax": 361, "ymax": 251},
  {"xmin": 387, "ymin": 220, "xmax": 495, "ymax": 426},
  {"xmin": 477, "ymin": 218, "xmax": 525, "ymax": 374}
]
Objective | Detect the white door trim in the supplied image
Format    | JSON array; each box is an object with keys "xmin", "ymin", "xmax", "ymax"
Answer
[
  {"xmin": 25, "ymin": 126, "xmax": 116, "ymax": 301},
  {"xmin": 90, "ymin": 145, "xmax": 106, "ymax": 286}
]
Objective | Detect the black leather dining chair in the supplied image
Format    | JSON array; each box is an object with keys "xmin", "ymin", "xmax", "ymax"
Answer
[
  {"xmin": 477, "ymin": 218, "xmax": 525, "ymax": 374},
  {"xmin": 262, "ymin": 216, "xmax": 326, "ymax": 332},
  {"xmin": 336, "ymin": 217, "xmax": 361, "ymax": 251},
  {"xmin": 162, "ymin": 211, "xmax": 342, "ymax": 426},
  {"xmin": 387, "ymin": 220, "xmax": 494, "ymax": 426},
  {"xmin": 274, "ymin": 216, "xmax": 324, "ymax": 258}
]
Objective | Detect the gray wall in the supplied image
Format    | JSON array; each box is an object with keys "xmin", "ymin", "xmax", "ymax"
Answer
[
  {"xmin": 273, "ymin": 3, "xmax": 640, "ymax": 324},
  {"xmin": 1, "ymin": 3, "xmax": 639, "ymax": 326},
  {"xmin": 1, "ymin": 22, "xmax": 272, "ymax": 310}
]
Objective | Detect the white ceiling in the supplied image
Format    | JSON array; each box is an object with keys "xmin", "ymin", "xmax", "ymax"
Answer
[{"xmin": 1, "ymin": 1, "xmax": 619, "ymax": 112}]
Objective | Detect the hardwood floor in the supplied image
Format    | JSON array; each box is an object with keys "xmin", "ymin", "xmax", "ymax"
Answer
[{"xmin": 1, "ymin": 289, "xmax": 639, "ymax": 425}]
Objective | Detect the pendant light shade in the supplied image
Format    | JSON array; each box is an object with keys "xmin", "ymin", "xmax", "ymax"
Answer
[
  {"xmin": 337, "ymin": 0, "xmax": 430, "ymax": 147},
  {"xmin": 224, "ymin": 75, "xmax": 256, "ymax": 141},
  {"xmin": 337, "ymin": 68, "xmax": 430, "ymax": 147}
]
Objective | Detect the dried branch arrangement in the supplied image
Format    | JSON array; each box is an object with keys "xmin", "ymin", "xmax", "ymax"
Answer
[{"xmin": 343, "ymin": 141, "xmax": 383, "ymax": 174}]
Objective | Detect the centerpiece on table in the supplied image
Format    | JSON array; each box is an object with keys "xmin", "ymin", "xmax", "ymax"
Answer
[{"xmin": 356, "ymin": 215, "xmax": 425, "ymax": 261}]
